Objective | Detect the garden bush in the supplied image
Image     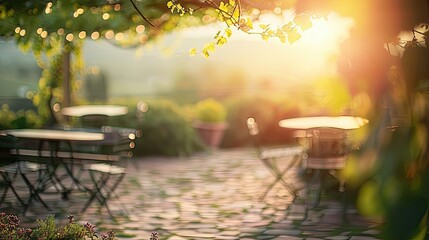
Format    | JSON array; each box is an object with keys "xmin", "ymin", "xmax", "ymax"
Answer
[
  {"xmin": 221, "ymin": 95, "xmax": 300, "ymax": 148},
  {"xmin": 0, "ymin": 212, "xmax": 116, "ymax": 239},
  {"xmin": 111, "ymin": 99, "xmax": 204, "ymax": 156},
  {"xmin": 0, "ymin": 104, "xmax": 41, "ymax": 130}
]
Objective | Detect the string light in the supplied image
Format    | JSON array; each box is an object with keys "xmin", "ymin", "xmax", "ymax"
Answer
[
  {"xmin": 78, "ymin": 31, "xmax": 86, "ymax": 39},
  {"xmin": 75, "ymin": 79, "xmax": 83, "ymax": 89},
  {"xmin": 274, "ymin": 7, "xmax": 282, "ymax": 14},
  {"xmin": 15, "ymin": 27, "xmax": 21, "ymax": 34},
  {"xmin": 105, "ymin": 30, "xmax": 114, "ymax": 39},
  {"xmin": 45, "ymin": 2, "xmax": 53, "ymax": 14},
  {"xmin": 114, "ymin": 4, "xmax": 121, "ymax": 11},
  {"xmin": 91, "ymin": 31, "xmax": 100, "ymax": 40},
  {"xmin": 19, "ymin": 29, "xmax": 26, "ymax": 36},
  {"xmin": 25, "ymin": 91, "xmax": 34, "ymax": 99},
  {"xmin": 136, "ymin": 25, "xmax": 145, "ymax": 33},
  {"xmin": 251, "ymin": 9, "xmax": 260, "ymax": 15},
  {"xmin": 37, "ymin": 28, "xmax": 43, "ymax": 34},
  {"xmin": 102, "ymin": 13, "xmax": 110, "ymax": 20},
  {"xmin": 88, "ymin": 66, "xmax": 100, "ymax": 75},
  {"xmin": 73, "ymin": 8, "xmax": 84, "ymax": 17},
  {"xmin": 139, "ymin": 35, "xmax": 148, "ymax": 43},
  {"xmin": 66, "ymin": 33, "xmax": 74, "ymax": 41},
  {"xmin": 57, "ymin": 28, "xmax": 65, "ymax": 35},
  {"xmin": 41, "ymin": 30, "xmax": 48, "ymax": 38},
  {"xmin": 115, "ymin": 32, "xmax": 124, "ymax": 41}
]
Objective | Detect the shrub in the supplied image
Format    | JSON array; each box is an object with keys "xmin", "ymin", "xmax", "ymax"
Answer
[
  {"xmin": 0, "ymin": 104, "xmax": 42, "ymax": 130},
  {"xmin": 221, "ymin": 95, "xmax": 300, "ymax": 148},
  {"xmin": 0, "ymin": 212, "xmax": 116, "ymax": 239},
  {"xmin": 102, "ymin": 98, "xmax": 204, "ymax": 156},
  {"xmin": 132, "ymin": 100, "xmax": 204, "ymax": 156},
  {"xmin": 193, "ymin": 98, "xmax": 227, "ymax": 123}
]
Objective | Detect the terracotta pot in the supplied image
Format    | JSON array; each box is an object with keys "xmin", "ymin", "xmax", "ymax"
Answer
[{"xmin": 193, "ymin": 121, "xmax": 228, "ymax": 148}]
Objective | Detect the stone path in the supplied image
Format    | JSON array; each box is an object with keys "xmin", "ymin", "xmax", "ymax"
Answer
[{"xmin": 0, "ymin": 148, "xmax": 383, "ymax": 240}]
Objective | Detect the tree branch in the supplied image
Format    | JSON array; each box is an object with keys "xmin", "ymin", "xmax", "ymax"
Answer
[{"xmin": 129, "ymin": 0, "xmax": 155, "ymax": 27}]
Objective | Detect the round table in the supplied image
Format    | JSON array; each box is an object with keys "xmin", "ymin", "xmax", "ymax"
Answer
[
  {"xmin": 279, "ymin": 116, "xmax": 369, "ymax": 209},
  {"xmin": 61, "ymin": 105, "xmax": 129, "ymax": 117},
  {"xmin": 279, "ymin": 116, "xmax": 369, "ymax": 130},
  {"xmin": 4, "ymin": 129, "xmax": 104, "ymax": 141}
]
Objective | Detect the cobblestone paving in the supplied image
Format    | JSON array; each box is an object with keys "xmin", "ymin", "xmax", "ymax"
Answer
[{"xmin": 0, "ymin": 148, "xmax": 383, "ymax": 240}]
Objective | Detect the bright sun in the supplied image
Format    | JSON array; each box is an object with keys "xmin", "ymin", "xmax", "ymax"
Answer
[
  {"xmin": 142, "ymin": 11, "xmax": 355, "ymax": 92},
  {"xmin": 207, "ymin": 11, "xmax": 355, "ymax": 83}
]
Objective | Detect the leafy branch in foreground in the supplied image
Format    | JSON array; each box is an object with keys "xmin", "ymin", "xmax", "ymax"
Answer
[{"xmin": 167, "ymin": 0, "xmax": 314, "ymax": 57}]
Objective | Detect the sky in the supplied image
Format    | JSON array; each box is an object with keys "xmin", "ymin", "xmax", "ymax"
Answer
[
  {"xmin": 1, "ymin": 11, "xmax": 354, "ymax": 99},
  {"xmin": 82, "ymin": 11, "xmax": 354, "ymax": 97}
]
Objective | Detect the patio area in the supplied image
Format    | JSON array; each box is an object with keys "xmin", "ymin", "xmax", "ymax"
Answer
[{"xmin": 1, "ymin": 148, "xmax": 382, "ymax": 240}]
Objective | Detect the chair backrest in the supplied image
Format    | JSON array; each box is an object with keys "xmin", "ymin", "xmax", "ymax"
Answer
[
  {"xmin": 299, "ymin": 127, "xmax": 347, "ymax": 170},
  {"xmin": 246, "ymin": 117, "xmax": 263, "ymax": 156},
  {"xmin": 0, "ymin": 134, "xmax": 19, "ymax": 165},
  {"xmin": 136, "ymin": 101, "xmax": 148, "ymax": 138},
  {"xmin": 307, "ymin": 128, "xmax": 346, "ymax": 157},
  {"xmin": 81, "ymin": 114, "xmax": 109, "ymax": 128}
]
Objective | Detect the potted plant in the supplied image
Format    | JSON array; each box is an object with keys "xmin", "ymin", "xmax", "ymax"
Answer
[{"xmin": 192, "ymin": 98, "xmax": 228, "ymax": 148}]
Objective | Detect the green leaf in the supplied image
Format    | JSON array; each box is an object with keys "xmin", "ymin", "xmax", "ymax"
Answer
[
  {"xmin": 287, "ymin": 28, "xmax": 301, "ymax": 44},
  {"xmin": 216, "ymin": 36, "xmax": 227, "ymax": 46},
  {"xmin": 219, "ymin": 2, "xmax": 228, "ymax": 13},
  {"xmin": 214, "ymin": 30, "xmax": 221, "ymax": 39},
  {"xmin": 259, "ymin": 24, "xmax": 269, "ymax": 30},
  {"xmin": 261, "ymin": 33, "xmax": 269, "ymax": 41},
  {"xmin": 202, "ymin": 42, "xmax": 216, "ymax": 58},
  {"xmin": 294, "ymin": 14, "xmax": 313, "ymax": 31},
  {"xmin": 232, "ymin": 8, "xmax": 240, "ymax": 22},
  {"xmin": 189, "ymin": 48, "xmax": 197, "ymax": 56},
  {"xmin": 246, "ymin": 18, "xmax": 253, "ymax": 29},
  {"xmin": 282, "ymin": 22, "xmax": 293, "ymax": 32},
  {"xmin": 205, "ymin": 42, "xmax": 215, "ymax": 52},
  {"xmin": 357, "ymin": 181, "xmax": 384, "ymax": 217},
  {"xmin": 202, "ymin": 49, "xmax": 210, "ymax": 58},
  {"xmin": 225, "ymin": 28, "xmax": 232, "ymax": 37},
  {"xmin": 385, "ymin": 192, "xmax": 428, "ymax": 240}
]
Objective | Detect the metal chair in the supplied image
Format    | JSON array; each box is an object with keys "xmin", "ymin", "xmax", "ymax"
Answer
[
  {"xmin": 0, "ymin": 134, "xmax": 25, "ymax": 207},
  {"xmin": 0, "ymin": 134, "xmax": 50, "ymax": 213},
  {"xmin": 246, "ymin": 118, "xmax": 304, "ymax": 201},
  {"xmin": 80, "ymin": 114, "xmax": 109, "ymax": 128},
  {"xmin": 301, "ymin": 128, "xmax": 348, "ymax": 216},
  {"xmin": 79, "ymin": 128, "xmax": 134, "ymax": 216}
]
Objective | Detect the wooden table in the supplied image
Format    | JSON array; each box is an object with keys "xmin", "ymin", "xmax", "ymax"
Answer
[{"xmin": 61, "ymin": 105, "xmax": 128, "ymax": 117}]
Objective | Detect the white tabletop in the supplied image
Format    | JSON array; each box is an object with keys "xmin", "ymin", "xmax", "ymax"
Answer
[
  {"xmin": 3, "ymin": 129, "xmax": 104, "ymax": 141},
  {"xmin": 61, "ymin": 105, "xmax": 128, "ymax": 117},
  {"xmin": 279, "ymin": 116, "xmax": 369, "ymax": 130}
]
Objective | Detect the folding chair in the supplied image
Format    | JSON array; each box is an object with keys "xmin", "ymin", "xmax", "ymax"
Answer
[
  {"xmin": 302, "ymin": 128, "xmax": 348, "ymax": 217},
  {"xmin": 0, "ymin": 134, "xmax": 50, "ymax": 213},
  {"xmin": 80, "ymin": 114, "xmax": 109, "ymax": 128},
  {"xmin": 79, "ymin": 128, "xmax": 134, "ymax": 216},
  {"xmin": 246, "ymin": 118, "xmax": 304, "ymax": 201},
  {"xmin": 0, "ymin": 134, "xmax": 25, "ymax": 207}
]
